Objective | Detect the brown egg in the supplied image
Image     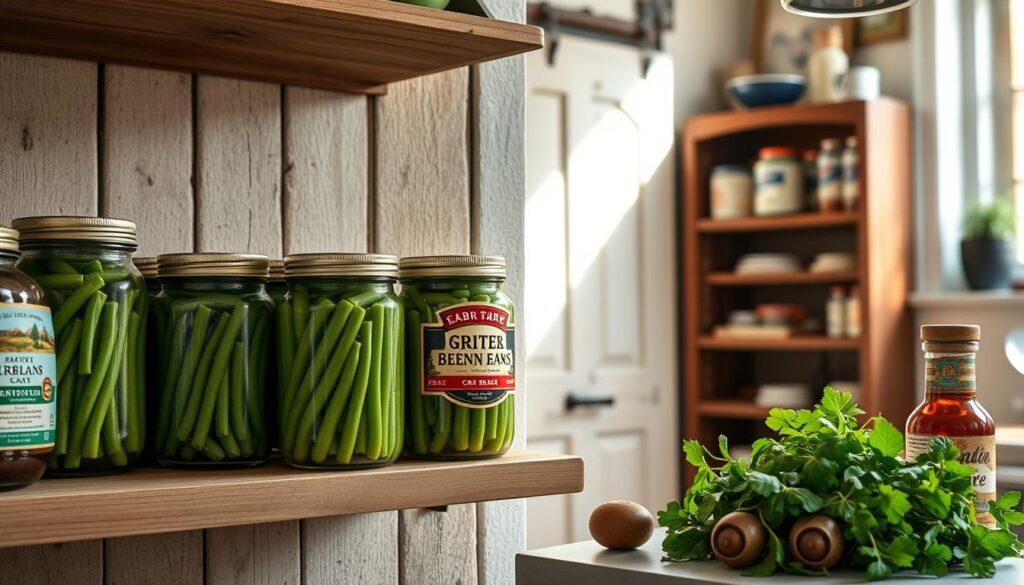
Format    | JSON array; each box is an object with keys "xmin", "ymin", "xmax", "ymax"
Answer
[{"xmin": 589, "ymin": 500, "xmax": 655, "ymax": 550}]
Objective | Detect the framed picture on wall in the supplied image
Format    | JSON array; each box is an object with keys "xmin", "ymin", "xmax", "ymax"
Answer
[
  {"xmin": 751, "ymin": 0, "xmax": 856, "ymax": 74},
  {"xmin": 856, "ymin": 12, "xmax": 909, "ymax": 46}
]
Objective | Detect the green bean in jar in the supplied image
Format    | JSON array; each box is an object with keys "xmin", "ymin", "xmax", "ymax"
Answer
[
  {"xmin": 400, "ymin": 255, "xmax": 515, "ymax": 459},
  {"xmin": 13, "ymin": 216, "xmax": 147, "ymax": 476},
  {"xmin": 278, "ymin": 254, "xmax": 402, "ymax": 469},
  {"xmin": 153, "ymin": 254, "xmax": 273, "ymax": 468}
]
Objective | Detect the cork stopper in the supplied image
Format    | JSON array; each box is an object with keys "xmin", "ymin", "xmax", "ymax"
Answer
[
  {"xmin": 711, "ymin": 511, "xmax": 766, "ymax": 569},
  {"xmin": 921, "ymin": 324, "xmax": 981, "ymax": 342},
  {"xmin": 814, "ymin": 26, "xmax": 844, "ymax": 49},
  {"xmin": 788, "ymin": 515, "xmax": 844, "ymax": 570}
]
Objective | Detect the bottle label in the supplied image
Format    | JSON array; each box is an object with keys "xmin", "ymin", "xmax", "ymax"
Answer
[
  {"xmin": 421, "ymin": 302, "xmax": 515, "ymax": 408},
  {"xmin": 906, "ymin": 433, "xmax": 996, "ymax": 527},
  {"xmin": 0, "ymin": 303, "xmax": 58, "ymax": 450},
  {"xmin": 925, "ymin": 355, "xmax": 976, "ymax": 393}
]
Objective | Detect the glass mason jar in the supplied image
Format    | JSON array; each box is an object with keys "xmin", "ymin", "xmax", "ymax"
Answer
[
  {"xmin": 153, "ymin": 254, "xmax": 272, "ymax": 468},
  {"xmin": 266, "ymin": 259, "xmax": 286, "ymax": 450},
  {"xmin": 278, "ymin": 254, "xmax": 402, "ymax": 469},
  {"xmin": 400, "ymin": 256, "xmax": 515, "ymax": 459},
  {"xmin": 0, "ymin": 227, "xmax": 57, "ymax": 491},
  {"xmin": 12, "ymin": 216, "xmax": 147, "ymax": 475},
  {"xmin": 133, "ymin": 257, "xmax": 159, "ymax": 299}
]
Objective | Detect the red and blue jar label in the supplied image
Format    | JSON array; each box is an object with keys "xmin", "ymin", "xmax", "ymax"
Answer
[
  {"xmin": 0, "ymin": 303, "xmax": 58, "ymax": 450},
  {"xmin": 421, "ymin": 303, "xmax": 515, "ymax": 408}
]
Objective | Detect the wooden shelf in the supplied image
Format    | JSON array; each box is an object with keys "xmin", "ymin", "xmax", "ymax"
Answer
[
  {"xmin": 697, "ymin": 400, "xmax": 772, "ymax": 420},
  {"xmin": 0, "ymin": 450, "xmax": 582, "ymax": 547},
  {"xmin": 706, "ymin": 271, "xmax": 859, "ymax": 286},
  {"xmin": 696, "ymin": 212, "xmax": 860, "ymax": 233},
  {"xmin": 697, "ymin": 336, "xmax": 861, "ymax": 351},
  {"xmin": 0, "ymin": 0, "xmax": 544, "ymax": 95}
]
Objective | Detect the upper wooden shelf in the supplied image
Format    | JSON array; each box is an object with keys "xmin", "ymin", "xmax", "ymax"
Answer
[
  {"xmin": 706, "ymin": 271, "xmax": 859, "ymax": 286},
  {"xmin": 0, "ymin": 0, "xmax": 544, "ymax": 95},
  {"xmin": 697, "ymin": 336, "xmax": 861, "ymax": 351},
  {"xmin": 696, "ymin": 212, "xmax": 860, "ymax": 234},
  {"xmin": 0, "ymin": 450, "xmax": 581, "ymax": 547},
  {"xmin": 698, "ymin": 400, "xmax": 772, "ymax": 420}
]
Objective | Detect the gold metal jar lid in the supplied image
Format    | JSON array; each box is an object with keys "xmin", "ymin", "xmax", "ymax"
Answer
[
  {"xmin": 399, "ymin": 255, "xmax": 507, "ymax": 278},
  {"xmin": 157, "ymin": 253, "xmax": 269, "ymax": 278},
  {"xmin": 921, "ymin": 324, "xmax": 981, "ymax": 342},
  {"xmin": 269, "ymin": 259, "xmax": 285, "ymax": 282},
  {"xmin": 12, "ymin": 216, "xmax": 138, "ymax": 247},
  {"xmin": 0, "ymin": 227, "xmax": 19, "ymax": 254},
  {"xmin": 133, "ymin": 257, "xmax": 158, "ymax": 279},
  {"xmin": 284, "ymin": 253, "xmax": 399, "ymax": 278}
]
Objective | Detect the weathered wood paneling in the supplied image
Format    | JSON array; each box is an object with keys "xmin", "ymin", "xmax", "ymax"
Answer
[
  {"xmin": 375, "ymin": 69, "xmax": 478, "ymax": 585},
  {"xmin": 0, "ymin": 51, "xmax": 104, "ymax": 585},
  {"xmin": 206, "ymin": 522, "xmax": 301, "ymax": 585},
  {"xmin": 106, "ymin": 533, "xmax": 203, "ymax": 585},
  {"xmin": 302, "ymin": 513, "xmax": 398, "ymax": 585},
  {"xmin": 195, "ymin": 76, "xmax": 282, "ymax": 258},
  {"xmin": 101, "ymin": 66, "xmax": 193, "ymax": 256},
  {"xmin": 283, "ymin": 86, "xmax": 369, "ymax": 254},
  {"xmin": 374, "ymin": 70, "xmax": 471, "ymax": 257},
  {"xmin": 0, "ymin": 53, "xmax": 97, "ymax": 222},
  {"xmin": 473, "ymin": 5, "xmax": 529, "ymax": 584}
]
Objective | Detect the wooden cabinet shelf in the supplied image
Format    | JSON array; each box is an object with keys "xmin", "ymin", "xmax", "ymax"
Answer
[
  {"xmin": 706, "ymin": 271, "xmax": 859, "ymax": 286},
  {"xmin": 0, "ymin": 450, "xmax": 581, "ymax": 547},
  {"xmin": 697, "ymin": 335, "xmax": 861, "ymax": 351},
  {"xmin": 0, "ymin": 0, "xmax": 544, "ymax": 95},
  {"xmin": 697, "ymin": 400, "xmax": 772, "ymax": 420},
  {"xmin": 696, "ymin": 212, "xmax": 860, "ymax": 233}
]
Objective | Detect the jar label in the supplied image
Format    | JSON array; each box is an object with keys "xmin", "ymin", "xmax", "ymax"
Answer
[
  {"xmin": 905, "ymin": 433, "xmax": 996, "ymax": 528},
  {"xmin": 421, "ymin": 302, "xmax": 515, "ymax": 408},
  {"xmin": 925, "ymin": 355, "xmax": 975, "ymax": 393},
  {"xmin": 0, "ymin": 303, "xmax": 58, "ymax": 450}
]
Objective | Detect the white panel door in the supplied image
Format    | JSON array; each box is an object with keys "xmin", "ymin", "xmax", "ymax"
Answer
[{"xmin": 525, "ymin": 7, "xmax": 677, "ymax": 547}]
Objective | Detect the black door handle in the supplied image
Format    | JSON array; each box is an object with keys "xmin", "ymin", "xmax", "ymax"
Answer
[{"xmin": 565, "ymin": 392, "xmax": 616, "ymax": 410}]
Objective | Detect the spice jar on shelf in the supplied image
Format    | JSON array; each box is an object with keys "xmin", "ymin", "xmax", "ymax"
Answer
[
  {"xmin": 277, "ymin": 254, "xmax": 402, "ymax": 469},
  {"xmin": 400, "ymin": 256, "xmax": 516, "ymax": 459},
  {"xmin": 841, "ymin": 136, "xmax": 860, "ymax": 211},
  {"xmin": 817, "ymin": 138, "xmax": 843, "ymax": 212},
  {"xmin": 0, "ymin": 227, "xmax": 57, "ymax": 491},
  {"xmin": 153, "ymin": 253, "xmax": 273, "ymax": 468},
  {"xmin": 13, "ymin": 216, "xmax": 147, "ymax": 476},
  {"xmin": 826, "ymin": 286, "xmax": 846, "ymax": 339},
  {"xmin": 710, "ymin": 165, "xmax": 753, "ymax": 220}
]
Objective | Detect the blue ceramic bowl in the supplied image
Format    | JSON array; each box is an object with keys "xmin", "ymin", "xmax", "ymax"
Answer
[{"xmin": 726, "ymin": 74, "xmax": 807, "ymax": 109}]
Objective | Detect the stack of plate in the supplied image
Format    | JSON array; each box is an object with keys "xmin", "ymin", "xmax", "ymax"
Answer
[
  {"xmin": 809, "ymin": 252, "xmax": 856, "ymax": 273},
  {"xmin": 755, "ymin": 383, "xmax": 812, "ymax": 408},
  {"xmin": 735, "ymin": 253, "xmax": 801, "ymax": 275}
]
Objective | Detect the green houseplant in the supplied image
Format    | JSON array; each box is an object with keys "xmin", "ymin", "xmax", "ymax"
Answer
[{"xmin": 961, "ymin": 198, "xmax": 1016, "ymax": 290}]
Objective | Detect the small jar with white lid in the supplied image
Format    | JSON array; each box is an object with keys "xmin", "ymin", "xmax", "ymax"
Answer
[
  {"xmin": 710, "ymin": 165, "xmax": 753, "ymax": 220},
  {"xmin": 754, "ymin": 147, "xmax": 803, "ymax": 216}
]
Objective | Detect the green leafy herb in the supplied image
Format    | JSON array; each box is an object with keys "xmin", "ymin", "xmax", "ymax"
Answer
[{"xmin": 659, "ymin": 387, "xmax": 1024, "ymax": 580}]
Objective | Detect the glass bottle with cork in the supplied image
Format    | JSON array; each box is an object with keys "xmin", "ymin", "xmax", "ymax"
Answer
[{"xmin": 905, "ymin": 324, "xmax": 996, "ymax": 528}]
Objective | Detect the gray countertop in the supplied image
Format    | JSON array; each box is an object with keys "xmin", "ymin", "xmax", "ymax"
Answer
[{"xmin": 516, "ymin": 529, "xmax": 1024, "ymax": 584}]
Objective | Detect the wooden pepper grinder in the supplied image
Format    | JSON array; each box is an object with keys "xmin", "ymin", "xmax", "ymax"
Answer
[
  {"xmin": 711, "ymin": 511, "xmax": 767, "ymax": 568},
  {"xmin": 788, "ymin": 515, "xmax": 844, "ymax": 570}
]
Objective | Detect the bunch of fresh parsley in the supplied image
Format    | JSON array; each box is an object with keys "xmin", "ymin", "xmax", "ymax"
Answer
[{"xmin": 659, "ymin": 387, "xmax": 1024, "ymax": 580}]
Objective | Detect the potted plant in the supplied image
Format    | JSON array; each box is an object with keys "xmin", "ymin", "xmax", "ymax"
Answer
[{"xmin": 961, "ymin": 198, "xmax": 1016, "ymax": 290}]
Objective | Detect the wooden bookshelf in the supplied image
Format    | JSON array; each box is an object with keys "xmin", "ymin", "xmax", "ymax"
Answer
[
  {"xmin": 706, "ymin": 271, "xmax": 859, "ymax": 286},
  {"xmin": 0, "ymin": 0, "xmax": 544, "ymax": 95},
  {"xmin": 0, "ymin": 451, "xmax": 582, "ymax": 547},
  {"xmin": 681, "ymin": 100, "xmax": 913, "ymax": 486}
]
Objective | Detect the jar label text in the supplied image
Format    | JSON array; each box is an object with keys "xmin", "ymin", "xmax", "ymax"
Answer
[{"xmin": 0, "ymin": 303, "xmax": 58, "ymax": 450}]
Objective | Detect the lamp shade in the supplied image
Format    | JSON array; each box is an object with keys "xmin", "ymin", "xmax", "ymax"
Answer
[{"xmin": 781, "ymin": 0, "xmax": 917, "ymax": 18}]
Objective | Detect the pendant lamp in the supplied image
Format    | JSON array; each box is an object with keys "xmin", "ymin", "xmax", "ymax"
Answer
[{"xmin": 781, "ymin": 0, "xmax": 917, "ymax": 18}]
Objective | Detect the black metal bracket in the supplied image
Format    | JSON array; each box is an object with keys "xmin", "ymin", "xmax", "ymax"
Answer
[{"xmin": 527, "ymin": 1, "xmax": 672, "ymax": 77}]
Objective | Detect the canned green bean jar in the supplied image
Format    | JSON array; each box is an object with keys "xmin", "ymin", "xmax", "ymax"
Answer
[
  {"xmin": 278, "ymin": 254, "xmax": 402, "ymax": 469},
  {"xmin": 154, "ymin": 254, "xmax": 272, "ymax": 468},
  {"xmin": 12, "ymin": 216, "xmax": 147, "ymax": 475},
  {"xmin": 400, "ymin": 256, "xmax": 515, "ymax": 459}
]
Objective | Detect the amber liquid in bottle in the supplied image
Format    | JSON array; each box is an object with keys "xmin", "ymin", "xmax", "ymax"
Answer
[{"xmin": 905, "ymin": 325, "xmax": 996, "ymax": 528}]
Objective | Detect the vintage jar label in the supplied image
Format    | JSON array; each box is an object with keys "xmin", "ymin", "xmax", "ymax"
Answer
[
  {"xmin": 420, "ymin": 302, "xmax": 515, "ymax": 408},
  {"xmin": 0, "ymin": 303, "xmax": 58, "ymax": 450},
  {"xmin": 906, "ymin": 433, "xmax": 996, "ymax": 527},
  {"xmin": 925, "ymin": 355, "xmax": 976, "ymax": 393}
]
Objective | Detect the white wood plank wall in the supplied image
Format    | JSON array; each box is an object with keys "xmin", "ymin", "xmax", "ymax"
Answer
[{"xmin": 0, "ymin": 1, "xmax": 527, "ymax": 580}]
